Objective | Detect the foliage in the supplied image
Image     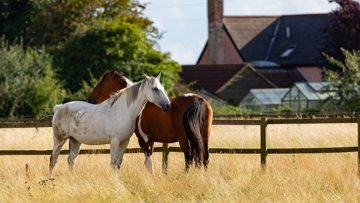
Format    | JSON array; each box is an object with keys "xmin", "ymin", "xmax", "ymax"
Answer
[
  {"xmin": 209, "ymin": 101, "xmax": 248, "ymax": 115},
  {"xmin": 0, "ymin": 0, "xmax": 159, "ymax": 53},
  {"xmin": 304, "ymin": 108, "xmax": 321, "ymax": 113},
  {"xmin": 0, "ymin": 0, "xmax": 40, "ymax": 46},
  {"xmin": 321, "ymin": 0, "xmax": 360, "ymax": 71},
  {"xmin": 64, "ymin": 70, "xmax": 100, "ymax": 102},
  {"xmin": 275, "ymin": 105, "xmax": 291, "ymax": 113},
  {"xmin": 323, "ymin": 48, "xmax": 360, "ymax": 111},
  {"xmin": 0, "ymin": 36, "xmax": 66, "ymax": 117},
  {"xmin": 0, "ymin": 0, "xmax": 181, "ymax": 106},
  {"xmin": 53, "ymin": 20, "xmax": 181, "ymax": 96}
]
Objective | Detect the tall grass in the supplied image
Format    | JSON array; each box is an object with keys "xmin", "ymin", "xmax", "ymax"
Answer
[{"xmin": 0, "ymin": 123, "xmax": 359, "ymax": 202}]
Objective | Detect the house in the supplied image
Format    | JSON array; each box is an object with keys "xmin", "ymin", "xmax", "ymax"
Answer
[
  {"xmin": 198, "ymin": 1, "xmax": 329, "ymax": 82},
  {"xmin": 179, "ymin": 0, "xmax": 331, "ymax": 108},
  {"xmin": 180, "ymin": 64, "xmax": 277, "ymax": 106},
  {"xmin": 240, "ymin": 88, "xmax": 289, "ymax": 112}
]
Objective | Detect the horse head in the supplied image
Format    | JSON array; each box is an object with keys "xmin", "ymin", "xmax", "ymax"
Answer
[
  {"xmin": 88, "ymin": 70, "xmax": 133, "ymax": 104},
  {"xmin": 143, "ymin": 73, "xmax": 171, "ymax": 112}
]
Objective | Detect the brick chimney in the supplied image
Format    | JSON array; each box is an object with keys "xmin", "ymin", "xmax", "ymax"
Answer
[{"xmin": 207, "ymin": 0, "xmax": 224, "ymax": 64}]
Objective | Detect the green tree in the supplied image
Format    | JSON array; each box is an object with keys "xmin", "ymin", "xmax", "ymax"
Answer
[
  {"xmin": 0, "ymin": 0, "xmax": 39, "ymax": 46},
  {"xmin": 0, "ymin": 0, "xmax": 159, "ymax": 53},
  {"xmin": 323, "ymin": 48, "xmax": 360, "ymax": 111},
  {"xmin": 0, "ymin": 37, "xmax": 66, "ymax": 117},
  {"xmin": 29, "ymin": 0, "xmax": 160, "ymax": 53},
  {"xmin": 53, "ymin": 20, "xmax": 181, "ymax": 96}
]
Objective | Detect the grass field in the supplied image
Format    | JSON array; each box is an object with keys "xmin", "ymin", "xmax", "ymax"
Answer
[{"xmin": 0, "ymin": 123, "xmax": 359, "ymax": 202}]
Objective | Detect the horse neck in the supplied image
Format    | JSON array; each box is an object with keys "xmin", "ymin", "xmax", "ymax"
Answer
[{"xmin": 112, "ymin": 82, "xmax": 148, "ymax": 121}]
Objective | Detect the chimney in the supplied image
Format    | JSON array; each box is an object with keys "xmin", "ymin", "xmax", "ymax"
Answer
[{"xmin": 207, "ymin": 0, "xmax": 224, "ymax": 64}]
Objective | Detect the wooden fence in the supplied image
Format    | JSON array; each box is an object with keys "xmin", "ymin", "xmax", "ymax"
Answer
[{"xmin": 0, "ymin": 116, "xmax": 359, "ymax": 175}]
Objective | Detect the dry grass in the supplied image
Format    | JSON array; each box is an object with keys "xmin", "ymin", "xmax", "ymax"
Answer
[{"xmin": 1, "ymin": 123, "xmax": 360, "ymax": 202}]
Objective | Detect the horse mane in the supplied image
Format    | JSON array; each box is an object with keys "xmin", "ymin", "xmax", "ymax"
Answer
[
  {"xmin": 109, "ymin": 70, "xmax": 134, "ymax": 86},
  {"xmin": 109, "ymin": 77, "xmax": 154, "ymax": 108}
]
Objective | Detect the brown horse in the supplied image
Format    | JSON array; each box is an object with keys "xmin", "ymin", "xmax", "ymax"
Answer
[{"xmin": 88, "ymin": 70, "xmax": 213, "ymax": 174}]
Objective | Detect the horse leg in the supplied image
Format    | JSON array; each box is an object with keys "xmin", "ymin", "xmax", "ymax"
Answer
[
  {"xmin": 202, "ymin": 127, "xmax": 211, "ymax": 170},
  {"xmin": 143, "ymin": 142, "xmax": 155, "ymax": 175},
  {"xmin": 110, "ymin": 137, "xmax": 130, "ymax": 171},
  {"xmin": 67, "ymin": 137, "xmax": 82, "ymax": 173},
  {"xmin": 203, "ymin": 141, "xmax": 210, "ymax": 170},
  {"xmin": 49, "ymin": 138, "xmax": 67, "ymax": 177},
  {"xmin": 179, "ymin": 138, "xmax": 193, "ymax": 172}
]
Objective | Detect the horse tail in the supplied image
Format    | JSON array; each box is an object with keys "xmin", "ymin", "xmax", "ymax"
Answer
[
  {"xmin": 53, "ymin": 104, "xmax": 63, "ymax": 113},
  {"xmin": 52, "ymin": 104, "xmax": 63, "ymax": 122},
  {"xmin": 183, "ymin": 97, "xmax": 206, "ymax": 167}
]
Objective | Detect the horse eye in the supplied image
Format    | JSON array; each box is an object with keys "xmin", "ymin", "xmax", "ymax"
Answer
[{"xmin": 153, "ymin": 87, "xmax": 159, "ymax": 91}]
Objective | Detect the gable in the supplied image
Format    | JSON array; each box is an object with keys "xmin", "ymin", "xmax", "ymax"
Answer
[
  {"xmin": 223, "ymin": 16, "xmax": 279, "ymax": 62},
  {"xmin": 216, "ymin": 67, "xmax": 276, "ymax": 106},
  {"xmin": 197, "ymin": 26, "xmax": 243, "ymax": 64}
]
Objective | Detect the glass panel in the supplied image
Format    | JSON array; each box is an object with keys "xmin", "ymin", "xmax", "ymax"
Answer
[
  {"xmin": 308, "ymin": 100, "xmax": 320, "ymax": 109},
  {"xmin": 253, "ymin": 90, "xmax": 271, "ymax": 104},
  {"xmin": 295, "ymin": 83, "xmax": 319, "ymax": 100}
]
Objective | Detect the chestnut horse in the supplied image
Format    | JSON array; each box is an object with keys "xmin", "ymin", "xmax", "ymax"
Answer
[{"xmin": 88, "ymin": 70, "xmax": 213, "ymax": 174}]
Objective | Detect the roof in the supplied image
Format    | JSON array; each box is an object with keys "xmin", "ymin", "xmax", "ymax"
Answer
[
  {"xmin": 223, "ymin": 14, "xmax": 330, "ymax": 66},
  {"xmin": 241, "ymin": 88, "xmax": 289, "ymax": 106},
  {"xmin": 256, "ymin": 68, "xmax": 306, "ymax": 88},
  {"xmin": 180, "ymin": 64, "xmax": 249, "ymax": 94}
]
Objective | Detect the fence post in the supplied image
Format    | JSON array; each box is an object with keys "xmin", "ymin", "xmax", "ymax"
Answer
[
  {"xmin": 357, "ymin": 116, "xmax": 360, "ymax": 177},
  {"xmin": 162, "ymin": 143, "xmax": 169, "ymax": 174},
  {"xmin": 260, "ymin": 117, "xmax": 267, "ymax": 169}
]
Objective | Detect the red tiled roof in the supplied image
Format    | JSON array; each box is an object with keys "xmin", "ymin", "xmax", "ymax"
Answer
[
  {"xmin": 257, "ymin": 69, "xmax": 305, "ymax": 88},
  {"xmin": 180, "ymin": 64, "xmax": 248, "ymax": 94}
]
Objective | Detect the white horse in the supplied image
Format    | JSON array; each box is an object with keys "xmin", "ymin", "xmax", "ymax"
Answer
[{"xmin": 49, "ymin": 73, "xmax": 170, "ymax": 177}]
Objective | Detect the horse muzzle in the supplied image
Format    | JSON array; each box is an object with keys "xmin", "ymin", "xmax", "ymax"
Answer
[{"xmin": 161, "ymin": 103, "xmax": 171, "ymax": 112}]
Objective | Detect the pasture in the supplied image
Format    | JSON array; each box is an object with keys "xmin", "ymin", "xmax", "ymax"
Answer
[{"xmin": 0, "ymin": 123, "xmax": 359, "ymax": 202}]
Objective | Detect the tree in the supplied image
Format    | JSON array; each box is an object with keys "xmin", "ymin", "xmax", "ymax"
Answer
[
  {"xmin": 321, "ymin": 0, "xmax": 360, "ymax": 71},
  {"xmin": 1, "ymin": 0, "xmax": 159, "ymax": 53},
  {"xmin": 0, "ymin": 36, "xmax": 66, "ymax": 117},
  {"xmin": 52, "ymin": 20, "xmax": 181, "ymax": 96},
  {"xmin": 0, "ymin": 0, "xmax": 160, "ymax": 54},
  {"xmin": 0, "ymin": 0, "xmax": 39, "ymax": 46},
  {"xmin": 323, "ymin": 48, "xmax": 360, "ymax": 111}
]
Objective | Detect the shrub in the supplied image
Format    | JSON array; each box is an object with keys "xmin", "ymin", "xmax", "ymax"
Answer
[{"xmin": 0, "ymin": 36, "xmax": 66, "ymax": 117}]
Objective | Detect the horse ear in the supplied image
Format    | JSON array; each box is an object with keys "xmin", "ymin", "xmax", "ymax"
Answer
[
  {"xmin": 143, "ymin": 73, "xmax": 150, "ymax": 80},
  {"xmin": 156, "ymin": 73, "xmax": 161, "ymax": 80}
]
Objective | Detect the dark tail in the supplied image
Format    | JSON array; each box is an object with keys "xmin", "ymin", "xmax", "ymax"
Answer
[{"xmin": 183, "ymin": 97, "xmax": 206, "ymax": 168}]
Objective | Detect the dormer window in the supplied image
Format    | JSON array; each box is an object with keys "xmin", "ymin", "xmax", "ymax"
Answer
[{"xmin": 281, "ymin": 45, "xmax": 297, "ymax": 58}]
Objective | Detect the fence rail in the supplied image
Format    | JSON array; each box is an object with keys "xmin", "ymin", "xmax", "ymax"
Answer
[{"xmin": 1, "ymin": 116, "xmax": 359, "ymax": 175}]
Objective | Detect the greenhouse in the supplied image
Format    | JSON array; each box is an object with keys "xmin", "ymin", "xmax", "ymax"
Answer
[
  {"xmin": 281, "ymin": 82, "xmax": 337, "ymax": 112},
  {"xmin": 239, "ymin": 88, "xmax": 289, "ymax": 111}
]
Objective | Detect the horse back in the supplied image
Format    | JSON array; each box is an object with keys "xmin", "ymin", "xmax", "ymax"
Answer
[{"xmin": 52, "ymin": 101, "xmax": 99, "ymax": 130}]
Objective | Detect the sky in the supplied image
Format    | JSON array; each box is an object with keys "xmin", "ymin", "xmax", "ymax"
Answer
[{"xmin": 138, "ymin": 0, "xmax": 340, "ymax": 65}]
